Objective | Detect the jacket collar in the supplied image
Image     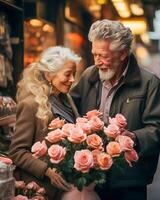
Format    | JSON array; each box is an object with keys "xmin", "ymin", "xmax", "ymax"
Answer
[
  {"xmin": 88, "ymin": 66, "xmax": 100, "ymax": 85},
  {"xmin": 88, "ymin": 53, "xmax": 141, "ymax": 86},
  {"xmin": 123, "ymin": 53, "xmax": 141, "ymax": 86}
]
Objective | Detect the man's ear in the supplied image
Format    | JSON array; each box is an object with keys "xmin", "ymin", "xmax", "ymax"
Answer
[
  {"xmin": 120, "ymin": 49, "xmax": 128, "ymax": 61},
  {"xmin": 44, "ymin": 72, "xmax": 51, "ymax": 82}
]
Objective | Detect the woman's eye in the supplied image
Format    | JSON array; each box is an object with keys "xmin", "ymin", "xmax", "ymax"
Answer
[{"xmin": 65, "ymin": 73, "xmax": 70, "ymax": 76}]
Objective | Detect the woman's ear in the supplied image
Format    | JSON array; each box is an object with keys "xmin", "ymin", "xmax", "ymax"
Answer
[{"xmin": 44, "ymin": 72, "xmax": 51, "ymax": 82}]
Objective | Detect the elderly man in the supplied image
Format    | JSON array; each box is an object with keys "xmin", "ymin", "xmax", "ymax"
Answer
[{"xmin": 70, "ymin": 19, "xmax": 160, "ymax": 200}]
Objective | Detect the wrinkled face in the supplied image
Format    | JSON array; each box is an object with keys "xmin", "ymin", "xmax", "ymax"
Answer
[
  {"xmin": 48, "ymin": 61, "xmax": 76, "ymax": 94},
  {"xmin": 91, "ymin": 39, "xmax": 125, "ymax": 81}
]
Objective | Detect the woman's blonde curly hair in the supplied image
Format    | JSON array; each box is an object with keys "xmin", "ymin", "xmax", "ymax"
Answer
[{"xmin": 17, "ymin": 46, "xmax": 81, "ymax": 125}]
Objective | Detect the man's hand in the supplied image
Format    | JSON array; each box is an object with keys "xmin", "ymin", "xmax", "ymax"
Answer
[{"xmin": 121, "ymin": 129, "xmax": 136, "ymax": 142}]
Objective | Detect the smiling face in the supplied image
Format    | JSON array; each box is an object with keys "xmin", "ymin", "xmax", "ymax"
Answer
[
  {"xmin": 91, "ymin": 39, "xmax": 127, "ymax": 82},
  {"xmin": 45, "ymin": 61, "xmax": 77, "ymax": 94}
]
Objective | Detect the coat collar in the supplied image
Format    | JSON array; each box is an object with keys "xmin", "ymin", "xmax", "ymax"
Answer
[
  {"xmin": 124, "ymin": 53, "xmax": 141, "ymax": 86},
  {"xmin": 88, "ymin": 66, "xmax": 100, "ymax": 85},
  {"xmin": 88, "ymin": 53, "xmax": 141, "ymax": 86}
]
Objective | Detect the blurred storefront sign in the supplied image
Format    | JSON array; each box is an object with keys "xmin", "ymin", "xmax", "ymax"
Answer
[
  {"xmin": 120, "ymin": 17, "xmax": 147, "ymax": 35},
  {"xmin": 111, "ymin": 0, "xmax": 131, "ymax": 18}
]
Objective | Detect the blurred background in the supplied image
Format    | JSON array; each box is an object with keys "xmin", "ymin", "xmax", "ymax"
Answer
[
  {"xmin": 0, "ymin": 1, "xmax": 159, "ymax": 199},
  {"xmin": 22, "ymin": 0, "xmax": 160, "ymax": 80},
  {"xmin": 1, "ymin": 0, "xmax": 160, "ymax": 89}
]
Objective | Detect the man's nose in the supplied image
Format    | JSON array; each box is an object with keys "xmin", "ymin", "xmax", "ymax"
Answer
[{"xmin": 95, "ymin": 58, "xmax": 103, "ymax": 66}]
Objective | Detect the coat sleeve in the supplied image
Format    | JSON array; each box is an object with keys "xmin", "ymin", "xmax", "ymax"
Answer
[
  {"xmin": 9, "ymin": 100, "xmax": 48, "ymax": 179},
  {"xmin": 134, "ymin": 76, "xmax": 160, "ymax": 157}
]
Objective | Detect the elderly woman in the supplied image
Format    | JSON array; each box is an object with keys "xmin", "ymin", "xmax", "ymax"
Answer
[{"xmin": 9, "ymin": 46, "xmax": 81, "ymax": 199}]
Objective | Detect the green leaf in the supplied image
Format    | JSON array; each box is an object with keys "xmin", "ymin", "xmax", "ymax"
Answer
[
  {"xmin": 76, "ymin": 177, "xmax": 87, "ymax": 191},
  {"xmin": 94, "ymin": 170, "xmax": 106, "ymax": 185}
]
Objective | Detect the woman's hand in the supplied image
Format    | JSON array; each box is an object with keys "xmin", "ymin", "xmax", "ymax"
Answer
[
  {"xmin": 45, "ymin": 168, "xmax": 71, "ymax": 191},
  {"xmin": 31, "ymin": 196, "xmax": 46, "ymax": 200}
]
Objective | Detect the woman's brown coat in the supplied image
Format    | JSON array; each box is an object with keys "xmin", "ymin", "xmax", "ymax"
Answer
[{"xmin": 9, "ymin": 95, "xmax": 60, "ymax": 199}]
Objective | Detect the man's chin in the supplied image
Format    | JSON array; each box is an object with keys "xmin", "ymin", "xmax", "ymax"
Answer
[{"xmin": 99, "ymin": 70, "xmax": 115, "ymax": 81}]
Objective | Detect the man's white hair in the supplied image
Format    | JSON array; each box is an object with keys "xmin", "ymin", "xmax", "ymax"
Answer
[{"xmin": 88, "ymin": 19, "xmax": 133, "ymax": 52}]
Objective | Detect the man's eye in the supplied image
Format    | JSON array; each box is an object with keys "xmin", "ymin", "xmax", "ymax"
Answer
[{"xmin": 101, "ymin": 55, "xmax": 108, "ymax": 58}]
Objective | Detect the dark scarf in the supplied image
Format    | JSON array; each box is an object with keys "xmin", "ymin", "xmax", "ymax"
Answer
[{"xmin": 49, "ymin": 93, "xmax": 76, "ymax": 123}]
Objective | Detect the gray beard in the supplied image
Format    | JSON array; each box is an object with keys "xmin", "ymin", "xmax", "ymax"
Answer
[{"xmin": 99, "ymin": 69, "xmax": 115, "ymax": 81}]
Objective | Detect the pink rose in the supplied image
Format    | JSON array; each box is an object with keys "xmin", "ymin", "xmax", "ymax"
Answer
[
  {"xmin": 76, "ymin": 122, "xmax": 92, "ymax": 135},
  {"xmin": 26, "ymin": 181, "xmax": 40, "ymax": 191},
  {"xmin": 68, "ymin": 127, "xmax": 86, "ymax": 143},
  {"xmin": 31, "ymin": 196, "xmax": 45, "ymax": 200},
  {"xmin": 124, "ymin": 149, "xmax": 138, "ymax": 167},
  {"xmin": 115, "ymin": 114, "xmax": 127, "ymax": 128},
  {"xmin": 15, "ymin": 181, "xmax": 26, "ymax": 189},
  {"xmin": 0, "ymin": 156, "xmax": 12, "ymax": 165},
  {"xmin": 104, "ymin": 124, "xmax": 120, "ymax": 139},
  {"xmin": 74, "ymin": 150, "xmax": 94, "ymax": 173},
  {"xmin": 97, "ymin": 153, "xmax": 113, "ymax": 170},
  {"xmin": 31, "ymin": 141, "xmax": 47, "ymax": 158},
  {"xmin": 12, "ymin": 195, "xmax": 28, "ymax": 200},
  {"xmin": 86, "ymin": 134, "xmax": 103, "ymax": 149},
  {"xmin": 109, "ymin": 114, "xmax": 127, "ymax": 128},
  {"xmin": 106, "ymin": 141, "xmax": 122, "ymax": 157},
  {"xmin": 92, "ymin": 149, "xmax": 101, "ymax": 166},
  {"xmin": 45, "ymin": 129, "xmax": 63, "ymax": 143},
  {"xmin": 62, "ymin": 123, "xmax": 75, "ymax": 137},
  {"xmin": 48, "ymin": 117, "xmax": 65, "ymax": 130},
  {"xmin": 36, "ymin": 187, "xmax": 46, "ymax": 195},
  {"xmin": 89, "ymin": 116, "xmax": 104, "ymax": 131},
  {"xmin": 48, "ymin": 144, "xmax": 66, "ymax": 164},
  {"xmin": 76, "ymin": 117, "xmax": 88, "ymax": 123},
  {"xmin": 116, "ymin": 135, "xmax": 134, "ymax": 151},
  {"xmin": 85, "ymin": 109, "xmax": 102, "ymax": 120}
]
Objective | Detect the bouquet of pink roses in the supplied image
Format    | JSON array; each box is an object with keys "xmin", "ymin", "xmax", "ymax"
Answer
[
  {"xmin": 14, "ymin": 180, "xmax": 46, "ymax": 200},
  {"xmin": 31, "ymin": 110, "xmax": 138, "ymax": 191}
]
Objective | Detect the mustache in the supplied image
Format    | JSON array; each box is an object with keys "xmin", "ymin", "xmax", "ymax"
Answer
[
  {"xmin": 95, "ymin": 64, "xmax": 107, "ymax": 68},
  {"xmin": 95, "ymin": 64, "xmax": 101, "ymax": 68}
]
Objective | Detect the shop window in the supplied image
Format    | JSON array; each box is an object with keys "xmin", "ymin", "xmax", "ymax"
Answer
[{"xmin": 24, "ymin": 18, "xmax": 56, "ymax": 67}]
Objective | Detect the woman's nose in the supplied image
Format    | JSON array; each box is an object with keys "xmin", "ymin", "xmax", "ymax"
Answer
[{"xmin": 69, "ymin": 75, "xmax": 75, "ymax": 83}]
